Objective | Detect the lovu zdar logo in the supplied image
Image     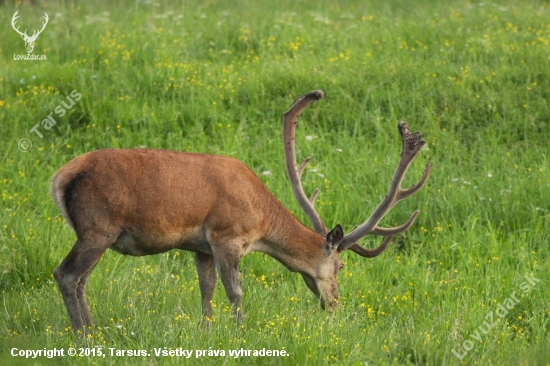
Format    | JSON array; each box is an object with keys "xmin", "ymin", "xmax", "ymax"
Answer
[{"xmin": 12, "ymin": 10, "xmax": 48, "ymax": 60}]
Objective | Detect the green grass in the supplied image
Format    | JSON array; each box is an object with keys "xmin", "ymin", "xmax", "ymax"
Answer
[{"xmin": 1, "ymin": 0, "xmax": 549, "ymax": 364}]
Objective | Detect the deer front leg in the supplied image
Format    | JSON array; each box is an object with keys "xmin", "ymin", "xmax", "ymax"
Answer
[
  {"xmin": 213, "ymin": 250, "xmax": 244, "ymax": 321},
  {"xmin": 195, "ymin": 252, "xmax": 216, "ymax": 321}
]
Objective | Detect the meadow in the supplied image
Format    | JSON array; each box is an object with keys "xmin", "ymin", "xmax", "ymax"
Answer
[{"xmin": 1, "ymin": 0, "xmax": 549, "ymax": 364}]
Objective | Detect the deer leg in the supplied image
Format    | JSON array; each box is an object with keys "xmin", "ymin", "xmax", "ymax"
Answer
[
  {"xmin": 195, "ymin": 252, "xmax": 216, "ymax": 320},
  {"xmin": 76, "ymin": 262, "xmax": 99, "ymax": 327},
  {"xmin": 53, "ymin": 236, "xmax": 109, "ymax": 332},
  {"xmin": 213, "ymin": 250, "xmax": 244, "ymax": 321}
]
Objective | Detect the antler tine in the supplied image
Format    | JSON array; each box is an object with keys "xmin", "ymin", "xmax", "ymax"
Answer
[
  {"xmin": 399, "ymin": 163, "xmax": 433, "ymax": 199},
  {"xmin": 296, "ymin": 156, "xmax": 311, "ymax": 178},
  {"xmin": 373, "ymin": 210, "xmax": 419, "ymax": 236},
  {"xmin": 309, "ymin": 188, "xmax": 320, "ymax": 205},
  {"xmin": 11, "ymin": 11, "xmax": 27, "ymax": 37},
  {"xmin": 11, "ymin": 10, "xmax": 19, "ymax": 25},
  {"xmin": 40, "ymin": 13, "xmax": 49, "ymax": 31},
  {"xmin": 343, "ymin": 236, "xmax": 393, "ymax": 258},
  {"xmin": 296, "ymin": 157, "xmax": 322, "ymax": 207},
  {"xmin": 32, "ymin": 13, "xmax": 49, "ymax": 38},
  {"xmin": 283, "ymin": 90, "xmax": 327, "ymax": 235},
  {"xmin": 338, "ymin": 121, "xmax": 431, "ymax": 253}
]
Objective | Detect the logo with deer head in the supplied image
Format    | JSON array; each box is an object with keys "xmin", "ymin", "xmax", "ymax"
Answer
[{"xmin": 11, "ymin": 11, "xmax": 49, "ymax": 54}]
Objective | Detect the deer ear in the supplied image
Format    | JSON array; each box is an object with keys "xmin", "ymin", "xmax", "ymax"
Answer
[{"xmin": 325, "ymin": 224, "xmax": 344, "ymax": 251}]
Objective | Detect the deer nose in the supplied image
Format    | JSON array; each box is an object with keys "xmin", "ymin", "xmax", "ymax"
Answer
[{"xmin": 320, "ymin": 297, "xmax": 338, "ymax": 312}]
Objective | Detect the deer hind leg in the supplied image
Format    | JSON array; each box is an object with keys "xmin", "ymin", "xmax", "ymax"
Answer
[
  {"xmin": 76, "ymin": 261, "xmax": 100, "ymax": 327},
  {"xmin": 195, "ymin": 252, "xmax": 216, "ymax": 321},
  {"xmin": 53, "ymin": 235, "xmax": 112, "ymax": 332}
]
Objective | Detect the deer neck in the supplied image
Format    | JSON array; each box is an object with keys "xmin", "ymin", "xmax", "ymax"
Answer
[{"xmin": 259, "ymin": 200, "xmax": 324, "ymax": 274}]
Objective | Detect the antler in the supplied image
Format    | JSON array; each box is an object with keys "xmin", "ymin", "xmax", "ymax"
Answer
[
  {"xmin": 283, "ymin": 90, "xmax": 327, "ymax": 235},
  {"xmin": 11, "ymin": 11, "xmax": 48, "ymax": 40},
  {"xmin": 283, "ymin": 90, "xmax": 431, "ymax": 257},
  {"xmin": 11, "ymin": 11, "xmax": 27, "ymax": 37},
  {"xmin": 338, "ymin": 122, "xmax": 432, "ymax": 256},
  {"xmin": 29, "ymin": 13, "xmax": 49, "ymax": 40}
]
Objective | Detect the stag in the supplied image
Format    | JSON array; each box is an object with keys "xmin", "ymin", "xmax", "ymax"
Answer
[
  {"xmin": 11, "ymin": 11, "xmax": 49, "ymax": 54},
  {"xmin": 51, "ymin": 90, "xmax": 432, "ymax": 331}
]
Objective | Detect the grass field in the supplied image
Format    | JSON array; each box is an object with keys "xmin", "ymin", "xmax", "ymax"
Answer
[{"xmin": 1, "ymin": 0, "xmax": 549, "ymax": 364}]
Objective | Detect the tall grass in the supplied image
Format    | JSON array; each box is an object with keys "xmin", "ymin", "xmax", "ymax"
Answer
[{"xmin": 1, "ymin": 0, "xmax": 549, "ymax": 364}]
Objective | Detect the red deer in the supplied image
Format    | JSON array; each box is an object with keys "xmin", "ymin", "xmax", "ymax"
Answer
[{"xmin": 51, "ymin": 90, "xmax": 432, "ymax": 331}]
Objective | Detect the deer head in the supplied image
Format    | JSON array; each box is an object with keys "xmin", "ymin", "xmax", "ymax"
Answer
[{"xmin": 11, "ymin": 11, "xmax": 49, "ymax": 54}]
